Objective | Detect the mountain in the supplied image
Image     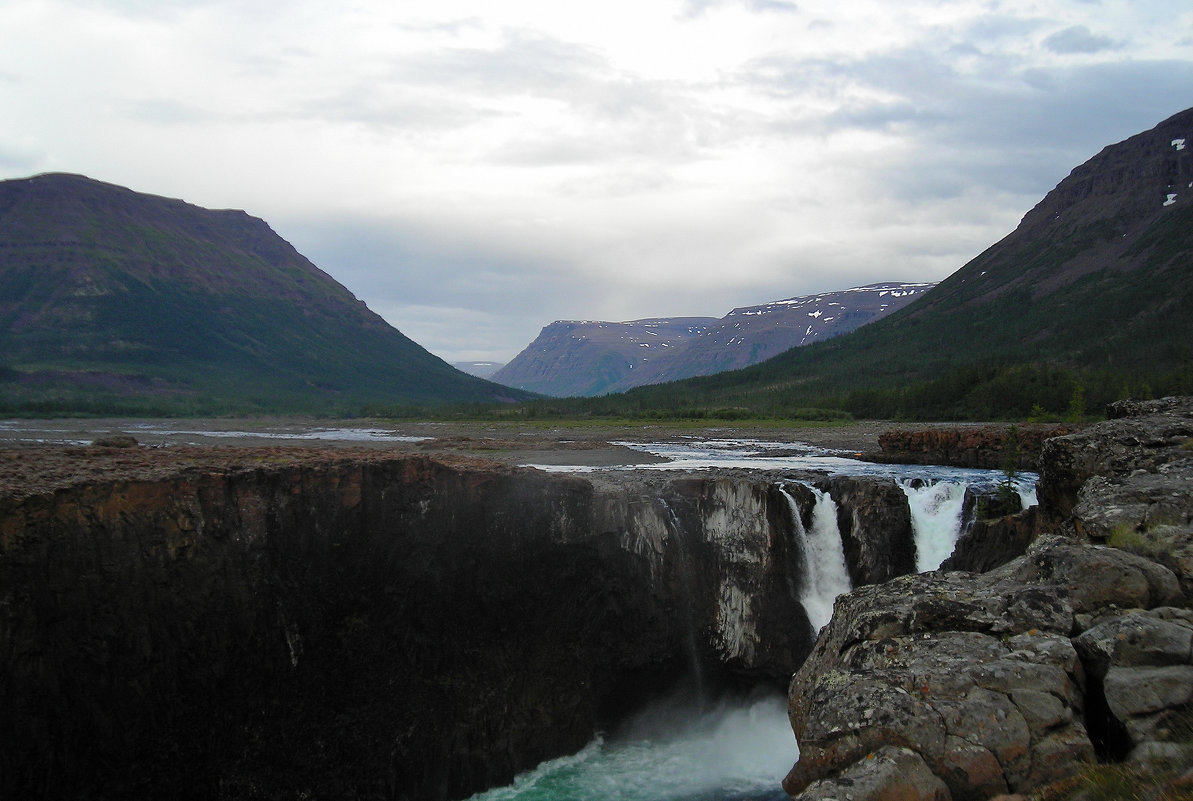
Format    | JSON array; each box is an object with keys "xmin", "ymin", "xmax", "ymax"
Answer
[
  {"xmin": 618, "ymin": 106, "xmax": 1193, "ymax": 418},
  {"xmin": 492, "ymin": 318, "xmax": 718, "ymax": 397},
  {"xmin": 494, "ymin": 283, "xmax": 933, "ymax": 397},
  {"xmin": 0, "ymin": 173, "xmax": 530, "ymax": 414}
]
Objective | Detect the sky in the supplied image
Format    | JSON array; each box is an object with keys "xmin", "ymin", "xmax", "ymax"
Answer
[{"xmin": 1, "ymin": 1, "xmax": 1191, "ymax": 364}]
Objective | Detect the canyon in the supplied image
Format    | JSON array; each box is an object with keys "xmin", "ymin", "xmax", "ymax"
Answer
[{"xmin": 2, "ymin": 400, "xmax": 1191, "ymax": 800}]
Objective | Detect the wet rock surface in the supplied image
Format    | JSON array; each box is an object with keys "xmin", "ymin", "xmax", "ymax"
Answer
[
  {"xmin": 785, "ymin": 397, "xmax": 1193, "ymax": 800},
  {"xmin": 823, "ymin": 475, "xmax": 916, "ymax": 585}
]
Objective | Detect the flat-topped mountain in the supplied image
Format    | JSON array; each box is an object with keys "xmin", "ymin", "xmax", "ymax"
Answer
[
  {"xmin": 492, "ymin": 317, "xmax": 719, "ymax": 397},
  {"xmin": 0, "ymin": 173, "xmax": 529, "ymax": 414},
  {"xmin": 494, "ymin": 283, "xmax": 932, "ymax": 397}
]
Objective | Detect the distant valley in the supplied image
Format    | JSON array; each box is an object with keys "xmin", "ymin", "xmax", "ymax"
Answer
[{"xmin": 2, "ymin": 106, "xmax": 1190, "ymax": 420}]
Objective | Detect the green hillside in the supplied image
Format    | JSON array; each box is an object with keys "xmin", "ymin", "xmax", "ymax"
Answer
[
  {"xmin": 556, "ymin": 107, "xmax": 1193, "ymax": 420},
  {"xmin": 0, "ymin": 173, "xmax": 531, "ymax": 415}
]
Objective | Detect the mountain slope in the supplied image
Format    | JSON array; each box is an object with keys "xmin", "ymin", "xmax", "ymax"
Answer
[
  {"xmin": 495, "ymin": 283, "xmax": 932, "ymax": 397},
  {"xmin": 604, "ymin": 282, "xmax": 934, "ymax": 394},
  {"xmin": 619, "ymin": 107, "xmax": 1193, "ymax": 417},
  {"xmin": 493, "ymin": 318, "xmax": 718, "ymax": 397},
  {"xmin": 0, "ymin": 173, "xmax": 528, "ymax": 413}
]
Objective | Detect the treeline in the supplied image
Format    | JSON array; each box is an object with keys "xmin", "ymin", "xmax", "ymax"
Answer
[
  {"xmin": 838, "ymin": 362, "xmax": 1193, "ymax": 421},
  {"xmin": 5, "ymin": 361, "xmax": 1190, "ymax": 424},
  {"xmin": 369, "ymin": 362, "xmax": 1193, "ymax": 424}
]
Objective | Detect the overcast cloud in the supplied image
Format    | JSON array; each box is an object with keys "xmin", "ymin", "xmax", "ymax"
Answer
[{"xmin": 1, "ymin": 0, "xmax": 1190, "ymax": 362}]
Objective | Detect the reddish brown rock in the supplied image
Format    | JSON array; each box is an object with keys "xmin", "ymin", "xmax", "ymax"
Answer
[{"xmin": 875, "ymin": 425, "xmax": 1075, "ymax": 471}]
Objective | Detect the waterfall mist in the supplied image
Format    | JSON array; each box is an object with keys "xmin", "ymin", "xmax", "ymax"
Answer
[{"xmin": 467, "ymin": 689, "xmax": 795, "ymax": 801}]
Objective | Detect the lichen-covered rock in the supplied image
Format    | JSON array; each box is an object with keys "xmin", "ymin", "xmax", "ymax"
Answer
[
  {"xmin": 788, "ymin": 398, "xmax": 1193, "ymax": 800},
  {"xmin": 784, "ymin": 547, "xmax": 1101, "ymax": 800},
  {"xmin": 988, "ymin": 535, "xmax": 1182, "ymax": 615},
  {"xmin": 797, "ymin": 746, "xmax": 951, "ymax": 801},
  {"xmin": 1037, "ymin": 397, "xmax": 1193, "ymax": 533}
]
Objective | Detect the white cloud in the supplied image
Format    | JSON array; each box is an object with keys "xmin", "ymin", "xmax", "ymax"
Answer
[{"xmin": 0, "ymin": 0, "xmax": 1190, "ymax": 362}]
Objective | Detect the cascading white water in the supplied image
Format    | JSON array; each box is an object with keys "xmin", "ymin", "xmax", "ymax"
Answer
[
  {"xmin": 1016, "ymin": 480, "xmax": 1038, "ymax": 509},
  {"xmin": 899, "ymin": 480, "xmax": 969, "ymax": 572},
  {"xmin": 780, "ymin": 485, "xmax": 852, "ymax": 635}
]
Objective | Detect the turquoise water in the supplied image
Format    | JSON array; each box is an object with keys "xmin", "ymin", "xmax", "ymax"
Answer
[{"xmin": 467, "ymin": 693, "xmax": 796, "ymax": 801}]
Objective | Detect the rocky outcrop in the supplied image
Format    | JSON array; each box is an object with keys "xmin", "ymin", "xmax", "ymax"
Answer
[
  {"xmin": 942, "ymin": 507, "xmax": 1038, "ymax": 573},
  {"xmin": 785, "ymin": 397, "xmax": 1193, "ymax": 800},
  {"xmin": 1038, "ymin": 397, "xmax": 1193, "ymax": 594},
  {"xmin": 874, "ymin": 425, "xmax": 1075, "ymax": 471},
  {"xmin": 785, "ymin": 537, "xmax": 1182, "ymax": 799},
  {"xmin": 823, "ymin": 475, "xmax": 916, "ymax": 585},
  {"xmin": 1074, "ymin": 607, "xmax": 1193, "ymax": 762}
]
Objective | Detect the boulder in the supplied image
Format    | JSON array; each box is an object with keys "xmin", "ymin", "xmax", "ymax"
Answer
[
  {"xmin": 797, "ymin": 746, "xmax": 951, "ymax": 801},
  {"xmin": 1074, "ymin": 608, "xmax": 1193, "ymax": 757}
]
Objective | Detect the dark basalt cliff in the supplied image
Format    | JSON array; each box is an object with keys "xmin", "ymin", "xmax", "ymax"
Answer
[{"xmin": 1, "ymin": 449, "xmax": 845, "ymax": 800}]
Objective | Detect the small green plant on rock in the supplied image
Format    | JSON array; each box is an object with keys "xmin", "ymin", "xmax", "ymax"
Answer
[
  {"xmin": 1108, "ymin": 524, "xmax": 1151, "ymax": 552},
  {"xmin": 985, "ymin": 424, "xmax": 1024, "ymax": 517}
]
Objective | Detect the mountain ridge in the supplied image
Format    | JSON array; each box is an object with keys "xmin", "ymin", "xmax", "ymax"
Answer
[
  {"xmin": 0, "ymin": 172, "xmax": 529, "ymax": 413},
  {"xmin": 495, "ymin": 282, "xmax": 933, "ymax": 397}
]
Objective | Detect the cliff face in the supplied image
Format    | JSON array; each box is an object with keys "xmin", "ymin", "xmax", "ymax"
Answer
[
  {"xmin": 2, "ymin": 449, "xmax": 853, "ymax": 800},
  {"xmin": 10, "ymin": 414, "xmax": 1154, "ymax": 801},
  {"xmin": 3, "ymin": 454, "xmax": 629, "ymax": 799}
]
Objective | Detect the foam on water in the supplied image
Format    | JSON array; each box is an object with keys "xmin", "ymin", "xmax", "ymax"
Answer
[{"xmin": 466, "ymin": 693, "xmax": 796, "ymax": 801}]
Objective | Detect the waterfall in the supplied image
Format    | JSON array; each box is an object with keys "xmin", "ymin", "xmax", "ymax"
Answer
[
  {"xmin": 898, "ymin": 480, "xmax": 969, "ymax": 572},
  {"xmin": 1016, "ymin": 480, "xmax": 1038, "ymax": 509},
  {"xmin": 780, "ymin": 485, "xmax": 851, "ymax": 635}
]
